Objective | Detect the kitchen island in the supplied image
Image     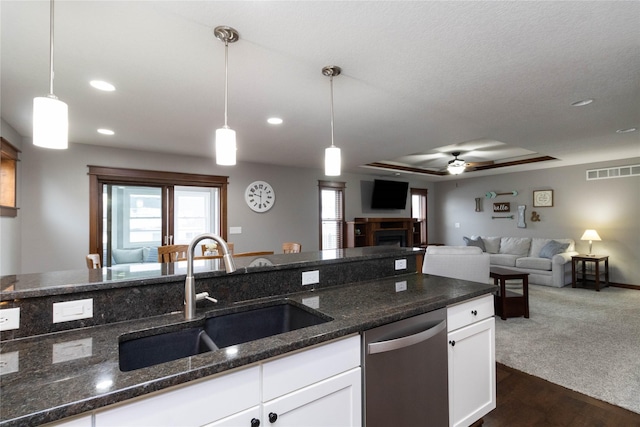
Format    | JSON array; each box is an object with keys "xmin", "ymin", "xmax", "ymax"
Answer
[{"xmin": 0, "ymin": 247, "xmax": 495, "ymax": 426}]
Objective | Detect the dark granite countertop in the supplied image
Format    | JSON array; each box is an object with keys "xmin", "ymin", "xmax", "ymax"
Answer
[{"xmin": 0, "ymin": 270, "xmax": 494, "ymax": 427}]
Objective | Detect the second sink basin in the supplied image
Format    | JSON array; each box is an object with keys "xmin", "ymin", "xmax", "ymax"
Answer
[
  {"xmin": 119, "ymin": 300, "xmax": 331, "ymax": 372},
  {"xmin": 204, "ymin": 301, "xmax": 332, "ymax": 348}
]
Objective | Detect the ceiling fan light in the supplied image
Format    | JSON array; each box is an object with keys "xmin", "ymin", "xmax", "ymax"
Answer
[
  {"xmin": 33, "ymin": 95, "xmax": 68, "ymax": 149},
  {"xmin": 447, "ymin": 163, "xmax": 466, "ymax": 175},
  {"xmin": 325, "ymin": 145, "xmax": 341, "ymax": 176},
  {"xmin": 215, "ymin": 127, "xmax": 236, "ymax": 165}
]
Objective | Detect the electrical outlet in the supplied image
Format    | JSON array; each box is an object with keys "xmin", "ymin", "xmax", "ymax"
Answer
[
  {"xmin": 0, "ymin": 308, "xmax": 20, "ymax": 331},
  {"xmin": 302, "ymin": 270, "xmax": 319, "ymax": 286},
  {"xmin": 395, "ymin": 259, "xmax": 407, "ymax": 270},
  {"xmin": 53, "ymin": 299, "xmax": 93, "ymax": 323},
  {"xmin": 229, "ymin": 226, "xmax": 242, "ymax": 234},
  {"xmin": 395, "ymin": 280, "xmax": 407, "ymax": 292}
]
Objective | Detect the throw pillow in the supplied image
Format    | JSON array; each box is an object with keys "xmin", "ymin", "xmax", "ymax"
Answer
[
  {"xmin": 112, "ymin": 248, "xmax": 144, "ymax": 264},
  {"xmin": 539, "ymin": 240, "xmax": 569, "ymax": 259},
  {"xmin": 463, "ymin": 236, "xmax": 486, "ymax": 252},
  {"xmin": 143, "ymin": 246, "xmax": 159, "ymax": 263}
]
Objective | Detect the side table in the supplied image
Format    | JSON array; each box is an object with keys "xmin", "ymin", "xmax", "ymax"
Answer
[
  {"xmin": 490, "ymin": 267, "xmax": 530, "ymax": 320},
  {"xmin": 571, "ymin": 255, "xmax": 609, "ymax": 291}
]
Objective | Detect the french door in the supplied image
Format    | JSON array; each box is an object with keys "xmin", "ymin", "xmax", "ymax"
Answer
[{"xmin": 89, "ymin": 166, "xmax": 228, "ymax": 267}]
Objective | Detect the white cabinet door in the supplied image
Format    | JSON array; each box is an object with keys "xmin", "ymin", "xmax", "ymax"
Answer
[
  {"xmin": 203, "ymin": 406, "xmax": 261, "ymax": 427},
  {"xmin": 448, "ymin": 317, "xmax": 496, "ymax": 427},
  {"xmin": 95, "ymin": 366, "xmax": 260, "ymax": 427},
  {"xmin": 262, "ymin": 367, "xmax": 361, "ymax": 427}
]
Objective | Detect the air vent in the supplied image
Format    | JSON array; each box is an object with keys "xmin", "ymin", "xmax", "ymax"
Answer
[{"xmin": 586, "ymin": 164, "xmax": 640, "ymax": 180}]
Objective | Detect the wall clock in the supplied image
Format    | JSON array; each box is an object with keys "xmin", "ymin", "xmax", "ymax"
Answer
[
  {"xmin": 533, "ymin": 190, "xmax": 553, "ymax": 207},
  {"xmin": 245, "ymin": 181, "xmax": 275, "ymax": 212}
]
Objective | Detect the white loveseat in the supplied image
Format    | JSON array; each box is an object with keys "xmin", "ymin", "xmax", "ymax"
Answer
[
  {"xmin": 422, "ymin": 246, "xmax": 490, "ymax": 283},
  {"xmin": 466, "ymin": 236, "xmax": 578, "ymax": 287}
]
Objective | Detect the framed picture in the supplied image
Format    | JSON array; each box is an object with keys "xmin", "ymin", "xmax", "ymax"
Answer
[{"xmin": 533, "ymin": 190, "xmax": 553, "ymax": 207}]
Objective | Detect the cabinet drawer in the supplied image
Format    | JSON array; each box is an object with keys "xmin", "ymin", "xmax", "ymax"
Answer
[
  {"xmin": 447, "ymin": 294, "xmax": 494, "ymax": 332},
  {"xmin": 263, "ymin": 335, "xmax": 360, "ymax": 401}
]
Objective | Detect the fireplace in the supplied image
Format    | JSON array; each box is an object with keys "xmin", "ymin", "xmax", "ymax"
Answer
[{"xmin": 375, "ymin": 229, "xmax": 407, "ymax": 247}]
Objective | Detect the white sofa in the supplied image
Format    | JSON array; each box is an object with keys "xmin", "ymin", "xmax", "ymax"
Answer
[
  {"xmin": 422, "ymin": 246, "xmax": 490, "ymax": 283},
  {"xmin": 466, "ymin": 236, "xmax": 578, "ymax": 287}
]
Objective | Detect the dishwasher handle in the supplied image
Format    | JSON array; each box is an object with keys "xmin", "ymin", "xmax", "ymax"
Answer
[{"xmin": 367, "ymin": 320, "xmax": 446, "ymax": 355}]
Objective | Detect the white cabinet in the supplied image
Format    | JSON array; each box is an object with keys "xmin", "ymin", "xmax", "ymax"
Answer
[
  {"xmin": 262, "ymin": 368, "xmax": 361, "ymax": 427},
  {"xmin": 447, "ymin": 295, "xmax": 496, "ymax": 427},
  {"xmin": 93, "ymin": 335, "xmax": 360, "ymax": 427}
]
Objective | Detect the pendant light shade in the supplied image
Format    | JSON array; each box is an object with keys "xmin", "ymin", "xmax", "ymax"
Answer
[
  {"xmin": 215, "ymin": 127, "xmax": 237, "ymax": 166},
  {"xmin": 322, "ymin": 66, "xmax": 342, "ymax": 176},
  {"xmin": 214, "ymin": 26, "xmax": 239, "ymax": 166},
  {"xmin": 33, "ymin": 95, "xmax": 68, "ymax": 149},
  {"xmin": 33, "ymin": 0, "xmax": 68, "ymax": 149},
  {"xmin": 325, "ymin": 146, "xmax": 341, "ymax": 176}
]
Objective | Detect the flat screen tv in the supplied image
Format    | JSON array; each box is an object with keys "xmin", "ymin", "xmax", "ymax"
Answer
[{"xmin": 370, "ymin": 179, "xmax": 409, "ymax": 209}]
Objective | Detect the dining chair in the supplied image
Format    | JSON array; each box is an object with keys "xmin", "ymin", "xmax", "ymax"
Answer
[
  {"xmin": 282, "ymin": 242, "xmax": 302, "ymax": 254},
  {"xmin": 157, "ymin": 245, "xmax": 189, "ymax": 262},
  {"xmin": 86, "ymin": 254, "xmax": 101, "ymax": 269}
]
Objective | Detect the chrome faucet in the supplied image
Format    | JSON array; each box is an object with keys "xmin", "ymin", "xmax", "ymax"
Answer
[{"xmin": 184, "ymin": 233, "xmax": 236, "ymax": 320}]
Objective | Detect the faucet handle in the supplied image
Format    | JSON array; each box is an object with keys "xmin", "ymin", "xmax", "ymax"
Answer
[{"xmin": 196, "ymin": 292, "xmax": 218, "ymax": 304}]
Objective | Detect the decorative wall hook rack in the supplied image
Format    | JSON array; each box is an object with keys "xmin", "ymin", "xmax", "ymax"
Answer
[
  {"xmin": 492, "ymin": 215, "xmax": 514, "ymax": 220},
  {"xmin": 485, "ymin": 190, "xmax": 518, "ymax": 199}
]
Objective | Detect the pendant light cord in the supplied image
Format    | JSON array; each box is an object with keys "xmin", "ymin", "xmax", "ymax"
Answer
[
  {"xmin": 48, "ymin": 0, "xmax": 55, "ymax": 96},
  {"xmin": 223, "ymin": 40, "xmax": 229, "ymax": 128},
  {"xmin": 329, "ymin": 75, "xmax": 335, "ymax": 148}
]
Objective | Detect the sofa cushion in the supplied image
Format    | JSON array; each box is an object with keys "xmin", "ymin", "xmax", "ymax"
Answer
[
  {"xmin": 112, "ymin": 248, "xmax": 144, "ymax": 264},
  {"xmin": 490, "ymin": 254, "xmax": 519, "ymax": 267},
  {"xmin": 481, "ymin": 236, "xmax": 501, "ymax": 254},
  {"xmin": 463, "ymin": 236, "xmax": 486, "ymax": 251},
  {"xmin": 499, "ymin": 237, "xmax": 531, "ymax": 256},
  {"xmin": 516, "ymin": 257, "xmax": 552, "ymax": 271},
  {"xmin": 539, "ymin": 240, "xmax": 570, "ymax": 259}
]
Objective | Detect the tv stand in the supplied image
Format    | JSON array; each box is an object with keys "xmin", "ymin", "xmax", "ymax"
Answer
[{"xmin": 345, "ymin": 217, "xmax": 417, "ymax": 248}]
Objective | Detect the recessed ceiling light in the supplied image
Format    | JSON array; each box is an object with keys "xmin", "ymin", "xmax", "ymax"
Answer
[
  {"xmin": 267, "ymin": 117, "xmax": 283, "ymax": 125},
  {"xmin": 616, "ymin": 127, "xmax": 637, "ymax": 134},
  {"xmin": 571, "ymin": 99, "xmax": 593, "ymax": 107},
  {"xmin": 97, "ymin": 128, "xmax": 115, "ymax": 135},
  {"xmin": 90, "ymin": 80, "xmax": 116, "ymax": 91}
]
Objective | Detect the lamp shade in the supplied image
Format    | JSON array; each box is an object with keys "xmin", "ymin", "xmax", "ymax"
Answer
[
  {"xmin": 325, "ymin": 145, "xmax": 341, "ymax": 176},
  {"xmin": 33, "ymin": 96, "xmax": 68, "ymax": 149},
  {"xmin": 580, "ymin": 229, "xmax": 601, "ymax": 241},
  {"xmin": 215, "ymin": 127, "xmax": 236, "ymax": 165}
]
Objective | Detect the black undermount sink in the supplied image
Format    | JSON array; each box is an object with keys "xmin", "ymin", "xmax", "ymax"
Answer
[{"xmin": 118, "ymin": 300, "xmax": 331, "ymax": 372}]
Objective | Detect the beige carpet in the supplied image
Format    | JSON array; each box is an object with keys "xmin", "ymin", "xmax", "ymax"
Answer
[{"xmin": 494, "ymin": 284, "xmax": 640, "ymax": 414}]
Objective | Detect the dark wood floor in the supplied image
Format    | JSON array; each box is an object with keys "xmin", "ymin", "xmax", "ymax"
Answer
[{"xmin": 482, "ymin": 363, "xmax": 640, "ymax": 427}]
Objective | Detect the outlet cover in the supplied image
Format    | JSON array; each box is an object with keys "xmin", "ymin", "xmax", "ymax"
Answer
[
  {"xmin": 0, "ymin": 308, "xmax": 20, "ymax": 331},
  {"xmin": 53, "ymin": 299, "xmax": 93, "ymax": 323},
  {"xmin": 302, "ymin": 270, "xmax": 319, "ymax": 286},
  {"xmin": 395, "ymin": 259, "xmax": 407, "ymax": 270}
]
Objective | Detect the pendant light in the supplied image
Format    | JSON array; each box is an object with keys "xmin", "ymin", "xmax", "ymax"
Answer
[
  {"xmin": 214, "ymin": 26, "xmax": 239, "ymax": 166},
  {"xmin": 33, "ymin": 0, "xmax": 68, "ymax": 149},
  {"xmin": 322, "ymin": 66, "xmax": 342, "ymax": 176}
]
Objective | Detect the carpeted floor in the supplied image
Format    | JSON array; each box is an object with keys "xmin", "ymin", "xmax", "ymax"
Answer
[{"xmin": 494, "ymin": 284, "xmax": 640, "ymax": 414}]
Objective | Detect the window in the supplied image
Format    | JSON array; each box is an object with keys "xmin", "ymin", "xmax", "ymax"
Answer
[
  {"xmin": 89, "ymin": 166, "xmax": 228, "ymax": 266},
  {"xmin": 411, "ymin": 188, "xmax": 428, "ymax": 246},
  {"xmin": 1, "ymin": 137, "xmax": 20, "ymax": 217},
  {"xmin": 319, "ymin": 180, "xmax": 346, "ymax": 250}
]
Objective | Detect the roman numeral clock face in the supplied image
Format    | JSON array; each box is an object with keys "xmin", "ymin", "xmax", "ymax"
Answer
[{"xmin": 245, "ymin": 181, "xmax": 275, "ymax": 212}]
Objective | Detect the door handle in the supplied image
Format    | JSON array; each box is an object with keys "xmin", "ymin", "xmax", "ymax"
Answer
[{"xmin": 367, "ymin": 320, "xmax": 446, "ymax": 354}]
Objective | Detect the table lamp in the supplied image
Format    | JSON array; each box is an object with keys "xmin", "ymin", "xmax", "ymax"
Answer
[{"xmin": 580, "ymin": 229, "xmax": 601, "ymax": 255}]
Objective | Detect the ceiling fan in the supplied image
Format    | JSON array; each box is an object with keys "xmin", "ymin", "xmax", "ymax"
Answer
[{"xmin": 447, "ymin": 151, "xmax": 494, "ymax": 175}]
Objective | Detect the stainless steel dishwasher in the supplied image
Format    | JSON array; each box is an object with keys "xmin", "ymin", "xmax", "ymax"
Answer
[{"xmin": 362, "ymin": 308, "xmax": 448, "ymax": 427}]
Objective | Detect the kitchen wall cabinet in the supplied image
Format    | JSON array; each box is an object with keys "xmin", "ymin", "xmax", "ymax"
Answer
[
  {"xmin": 82, "ymin": 335, "xmax": 360, "ymax": 427},
  {"xmin": 447, "ymin": 295, "xmax": 496, "ymax": 427}
]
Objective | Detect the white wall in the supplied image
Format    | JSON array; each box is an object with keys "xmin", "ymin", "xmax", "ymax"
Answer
[
  {"xmin": 0, "ymin": 119, "xmax": 23, "ymax": 276},
  {"xmin": 432, "ymin": 159, "xmax": 640, "ymax": 285},
  {"xmin": 17, "ymin": 140, "xmax": 433, "ymax": 274}
]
